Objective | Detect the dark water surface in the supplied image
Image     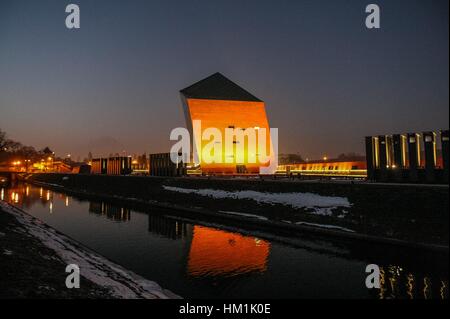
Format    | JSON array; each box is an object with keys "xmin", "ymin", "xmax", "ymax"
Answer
[{"xmin": 1, "ymin": 183, "xmax": 448, "ymax": 299}]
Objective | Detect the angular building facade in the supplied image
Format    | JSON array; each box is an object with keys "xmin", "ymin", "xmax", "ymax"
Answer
[{"xmin": 180, "ymin": 73, "xmax": 271, "ymax": 174}]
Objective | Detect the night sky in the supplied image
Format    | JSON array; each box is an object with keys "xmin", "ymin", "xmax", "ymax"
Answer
[{"xmin": 0, "ymin": 0, "xmax": 448, "ymax": 160}]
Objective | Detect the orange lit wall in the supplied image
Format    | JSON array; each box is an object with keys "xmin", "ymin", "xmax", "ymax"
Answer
[
  {"xmin": 281, "ymin": 160, "xmax": 367, "ymax": 171},
  {"xmin": 436, "ymin": 156, "xmax": 443, "ymax": 168},
  {"xmin": 187, "ymin": 226, "xmax": 270, "ymax": 277},
  {"xmin": 185, "ymin": 98, "xmax": 271, "ymax": 174},
  {"xmin": 277, "ymin": 160, "xmax": 367, "ymax": 177}
]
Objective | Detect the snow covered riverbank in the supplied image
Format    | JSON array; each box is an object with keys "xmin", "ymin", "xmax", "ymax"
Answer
[
  {"xmin": 0, "ymin": 201, "xmax": 180, "ymax": 299},
  {"xmin": 163, "ymin": 186, "xmax": 351, "ymax": 216}
]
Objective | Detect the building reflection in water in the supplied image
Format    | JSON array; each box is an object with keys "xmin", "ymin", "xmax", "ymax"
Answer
[
  {"xmin": 187, "ymin": 226, "xmax": 270, "ymax": 278},
  {"xmin": 10, "ymin": 191, "xmax": 19, "ymax": 204},
  {"xmin": 89, "ymin": 202, "xmax": 131, "ymax": 222},
  {"xmin": 378, "ymin": 265, "xmax": 448, "ymax": 299},
  {"xmin": 148, "ymin": 215, "xmax": 191, "ymax": 240},
  {"xmin": 2, "ymin": 185, "xmax": 51, "ymax": 209},
  {"xmin": 146, "ymin": 215, "xmax": 270, "ymax": 278}
]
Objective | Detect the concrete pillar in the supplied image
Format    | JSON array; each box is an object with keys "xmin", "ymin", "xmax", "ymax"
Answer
[
  {"xmin": 392, "ymin": 134, "xmax": 407, "ymax": 168},
  {"xmin": 378, "ymin": 135, "xmax": 389, "ymax": 181},
  {"xmin": 441, "ymin": 130, "xmax": 449, "ymax": 183},
  {"xmin": 407, "ymin": 133, "xmax": 421, "ymax": 182},
  {"xmin": 441, "ymin": 130, "xmax": 450, "ymax": 183},
  {"xmin": 365, "ymin": 136, "xmax": 376, "ymax": 181},
  {"xmin": 423, "ymin": 132, "xmax": 437, "ymax": 182},
  {"xmin": 423, "ymin": 132, "xmax": 436, "ymax": 183},
  {"xmin": 392, "ymin": 134, "xmax": 407, "ymax": 181}
]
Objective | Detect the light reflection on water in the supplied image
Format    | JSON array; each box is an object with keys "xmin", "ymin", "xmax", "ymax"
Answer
[
  {"xmin": 187, "ymin": 226, "xmax": 270, "ymax": 277},
  {"xmin": 1, "ymin": 183, "xmax": 448, "ymax": 299}
]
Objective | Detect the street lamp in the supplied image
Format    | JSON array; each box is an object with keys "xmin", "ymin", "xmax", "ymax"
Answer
[{"xmin": 25, "ymin": 159, "xmax": 31, "ymax": 173}]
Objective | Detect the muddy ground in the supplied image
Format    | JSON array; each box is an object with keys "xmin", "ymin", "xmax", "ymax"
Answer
[{"xmin": 0, "ymin": 206, "xmax": 113, "ymax": 299}]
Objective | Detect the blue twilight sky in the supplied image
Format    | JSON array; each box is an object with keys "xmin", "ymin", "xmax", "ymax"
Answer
[{"xmin": 0, "ymin": 0, "xmax": 448, "ymax": 160}]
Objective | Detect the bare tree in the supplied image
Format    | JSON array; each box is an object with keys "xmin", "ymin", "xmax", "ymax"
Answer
[
  {"xmin": 1, "ymin": 129, "xmax": 22, "ymax": 152},
  {"xmin": 0, "ymin": 129, "xmax": 10, "ymax": 151},
  {"xmin": 40, "ymin": 147, "xmax": 54, "ymax": 155}
]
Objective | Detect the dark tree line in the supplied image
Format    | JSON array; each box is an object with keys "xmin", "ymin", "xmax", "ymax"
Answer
[{"xmin": 0, "ymin": 128, "xmax": 54, "ymax": 164}]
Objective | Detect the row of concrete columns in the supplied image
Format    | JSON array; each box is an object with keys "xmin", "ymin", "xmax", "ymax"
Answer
[{"xmin": 365, "ymin": 130, "xmax": 449, "ymax": 183}]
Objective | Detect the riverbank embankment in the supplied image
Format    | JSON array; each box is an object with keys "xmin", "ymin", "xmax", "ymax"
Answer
[
  {"xmin": 22, "ymin": 173, "xmax": 449, "ymax": 250},
  {"xmin": 0, "ymin": 200, "xmax": 179, "ymax": 299}
]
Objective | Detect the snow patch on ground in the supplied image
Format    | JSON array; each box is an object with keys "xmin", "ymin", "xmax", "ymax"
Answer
[
  {"xmin": 163, "ymin": 186, "xmax": 351, "ymax": 216},
  {"xmin": 218, "ymin": 211, "xmax": 268, "ymax": 221},
  {"xmin": 39, "ymin": 183, "xmax": 63, "ymax": 188},
  {"xmin": 3, "ymin": 249, "xmax": 13, "ymax": 255},
  {"xmin": 295, "ymin": 221, "xmax": 355, "ymax": 233},
  {"xmin": 0, "ymin": 201, "xmax": 180, "ymax": 299}
]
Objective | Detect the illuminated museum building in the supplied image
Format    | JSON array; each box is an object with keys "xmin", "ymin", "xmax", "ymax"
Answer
[{"xmin": 180, "ymin": 72, "xmax": 271, "ymax": 174}]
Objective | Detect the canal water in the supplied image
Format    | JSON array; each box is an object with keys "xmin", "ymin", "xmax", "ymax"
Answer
[{"xmin": 1, "ymin": 183, "xmax": 448, "ymax": 299}]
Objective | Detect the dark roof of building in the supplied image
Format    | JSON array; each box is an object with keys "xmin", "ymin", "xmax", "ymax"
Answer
[{"xmin": 180, "ymin": 72, "xmax": 262, "ymax": 102}]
